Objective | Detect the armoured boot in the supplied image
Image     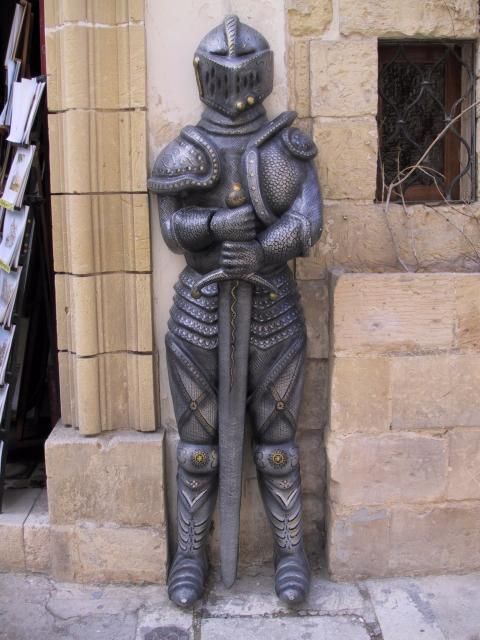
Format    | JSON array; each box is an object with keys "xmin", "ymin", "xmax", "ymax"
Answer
[
  {"xmin": 168, "ymin": 442, "xmax": 218, "ymax": 608},
  {"xmin": 254, "ymin": 442, "xmax": 310, "ymax": 604}
]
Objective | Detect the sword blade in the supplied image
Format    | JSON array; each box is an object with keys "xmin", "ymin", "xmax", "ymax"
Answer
[{"xmin": 218, "ymin": 279, "xmax": 252, "ymax": 588}]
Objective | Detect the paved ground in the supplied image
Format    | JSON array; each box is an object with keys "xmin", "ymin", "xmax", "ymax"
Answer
[{"xmin": 1, "ymin": 566, "xmax": 480, "ymax": 640}]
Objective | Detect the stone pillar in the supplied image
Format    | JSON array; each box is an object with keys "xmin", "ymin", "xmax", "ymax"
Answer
[
  {"xmin": 45, "ymin": 0, "xmax": 155, "ymax": 435},
  {"xmin": 43, "ymin": 1, "xmax": 166, "ymax": 583}
]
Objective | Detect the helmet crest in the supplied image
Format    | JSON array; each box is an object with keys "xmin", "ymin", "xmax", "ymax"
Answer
[{"xmin": 224, "ymin": 15, "xmax": 239, "ymax": 57}]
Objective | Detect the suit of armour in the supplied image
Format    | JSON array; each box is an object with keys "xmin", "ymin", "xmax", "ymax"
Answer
[{"xmin": 148, "ymin": 15, "xmax": 322, "ymax": 608}]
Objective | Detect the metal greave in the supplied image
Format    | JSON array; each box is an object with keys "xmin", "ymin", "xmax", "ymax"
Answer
[
  {"xmin": 168, "ymin": 442, "xmax": 219, "ymax": 607},
  {"xmin": 254, "ymin": 441, "xmax": 310, "ymax": 603}
]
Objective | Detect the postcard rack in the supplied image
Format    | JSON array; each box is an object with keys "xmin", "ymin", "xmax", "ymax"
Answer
[{"xmin": 0, "ymin": 0, "xmax": 55, "ymax": 512}]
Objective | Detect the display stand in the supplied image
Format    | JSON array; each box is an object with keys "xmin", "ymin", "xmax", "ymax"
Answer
[{"xmin": 0, "ymin": 0, "xmax": 55, "ymax": 511}]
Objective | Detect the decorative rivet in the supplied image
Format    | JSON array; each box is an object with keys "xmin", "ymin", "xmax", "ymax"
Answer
[
  {"xmin": 247, "ymin": 95, "xmax": 255, "ymax": 105},
  {"xmin": 236, "ymin": 100, "xmax": 246, "ymax": 111}
]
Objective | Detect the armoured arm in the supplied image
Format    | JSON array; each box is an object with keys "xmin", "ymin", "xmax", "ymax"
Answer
[
  {"xmin": 220, "ymin": 164, "xmax": 322, "ymax": 275},
  {"xmin": 158, "ymin": 196, "xmax": 258, "ymax": 254},
  {"xmin": 157, "ymin": 195, "xmax": 214, "ymax": 254},
  {"xmin": 258, "ymin": 163, "xmax": 323, "ymax": 266}
]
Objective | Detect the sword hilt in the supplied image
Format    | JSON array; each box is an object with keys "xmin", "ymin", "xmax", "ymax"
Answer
[{"xmin": 191, "ymin": 268, "xmax": 279, "ymax": 300}]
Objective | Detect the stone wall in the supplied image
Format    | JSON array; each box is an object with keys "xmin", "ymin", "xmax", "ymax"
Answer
[
  {"xmin": 327, "ymin": 272, "xmax": 480, "ymax": 579},
  {"xmin": 286, "ymin": 0, "xmax": 480, "ymax": 572}
]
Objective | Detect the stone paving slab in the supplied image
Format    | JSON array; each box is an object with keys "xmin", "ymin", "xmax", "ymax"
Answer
[
  {"xmin": 1, "ymin": 569, "xmax": 480, "ymax": 639},
  {"xmin": 201, "ymin": 616, "xmax": 371, "ymax": 639},
  {"xmin": 366, "ymin": 573, "xmax": 480, "ymax": 640}
]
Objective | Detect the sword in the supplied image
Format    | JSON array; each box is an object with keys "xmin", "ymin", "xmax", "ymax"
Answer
[{"xmin": 191, "ymin": 220, "xmax": 279, "ymax": 589}]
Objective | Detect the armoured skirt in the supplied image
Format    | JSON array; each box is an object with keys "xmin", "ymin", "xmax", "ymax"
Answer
[{"xmin": 166, "ymin": 265, "xmax": 307, "ymax": 445}]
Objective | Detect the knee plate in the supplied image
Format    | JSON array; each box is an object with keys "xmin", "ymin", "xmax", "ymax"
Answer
[
  {"xmin": 177, "ymin": 442, "xmax": 219, "ymax": 475},
  {"xmin": 254, "ymin": 442, "xmax": 299, "ymax": 477}
]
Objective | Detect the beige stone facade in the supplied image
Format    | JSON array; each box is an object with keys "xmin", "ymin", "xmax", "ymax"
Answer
[
  {"xmin": 328, "ymin": 273, "xmax": 480, "ymax": 578},
  {"xmin": 1, "ymin": 0, "xmax": 477, "ymax": 584},
  {"xmin": 286, "ymin": 0, "xmax": 480, "ymax": 580}
]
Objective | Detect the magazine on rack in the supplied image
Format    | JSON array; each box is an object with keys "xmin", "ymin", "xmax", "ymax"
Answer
[
  {"xmin": 0, "ymin": 146, "xmax": 34, "ymax": 210},
  {"xmin": 0, "ymin": 206, "xmax": 29, "ymax": 272},
  {"xmin": 7, "ymin": 78, "xmax": 45, "ymax": 144},
  {"xmin": 0, "ymin": 326, "xmax": 15, "ymax": 386},
  {"xmin": 0, "ymin": 268, "xmax": 22, "ymax": 328},
  {"xmin": 0, "ymin": 384, "xmax": 9, "ymax": 422},
  {"xmin": 4, "ymin": 3, "xmax": 26, "ymax": 66},
  {"xmin": 0, "ymin": 60, "xmax": 21, "ymax": 128}
]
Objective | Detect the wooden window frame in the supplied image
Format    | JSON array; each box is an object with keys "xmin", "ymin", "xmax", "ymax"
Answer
[{"xmin": 377, "ymin": 42, "xmax": 472, "ymax": 204}]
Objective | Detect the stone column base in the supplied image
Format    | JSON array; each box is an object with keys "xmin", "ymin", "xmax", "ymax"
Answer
[{"xmin": 45, "ymin": 423, "xmax": 168, "ymax": 584}]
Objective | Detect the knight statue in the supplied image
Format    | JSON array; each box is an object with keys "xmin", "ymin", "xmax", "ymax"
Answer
[{"xmin": 148, "ymin": 15, "xmax": 323, "ymax": 608}]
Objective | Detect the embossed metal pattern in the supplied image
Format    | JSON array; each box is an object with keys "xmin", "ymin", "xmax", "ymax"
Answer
[{"xmin": 148, "ymin": 14, "xmax": 323, "ymax": 608}]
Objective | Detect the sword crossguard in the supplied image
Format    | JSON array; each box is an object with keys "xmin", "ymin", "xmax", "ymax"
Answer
[{"xmin": 191, "ymin": 268, "xmax": 280, "ymax": 300}]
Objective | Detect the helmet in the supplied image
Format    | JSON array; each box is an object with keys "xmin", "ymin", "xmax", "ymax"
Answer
[{"xmin": 193, "ymin": 15, "xmax": 274, "ymax": 118}]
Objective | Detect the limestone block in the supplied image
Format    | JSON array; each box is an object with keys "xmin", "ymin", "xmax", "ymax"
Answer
[
  {"xmin": 310, "ymin": 39, "xmax": 378, "ymax": 118},
  {"xmin": 389, "ymin": 502, "xmax": 480, "ymax": 575},
  {"xmin": 448, "ymin": 429, "xmax": 480, "ymax": 500},
  {"xmin": 57, "ymin": 351, "xmax": 76, "ymax": 428},
  {"xmin": 49, "ymin": 110, "xmax": 147, "ymax": 193},
  {"xmin": 303, "ymin": 492, "xmax": 326, "ymax": 552},
  {"xmin": 327, "ymin": 432, "xmax": 448, "ymax": 506},
  {"xmin": 298, "ymin": 358, "xmax": 329, "ymax": 431},
  {"xmin": 46, "ymin": 424, "xmax": 165, "ymax": 527},
  {"xmin": 297, "ymin": 203, "xmax": 399, "ymax": 279},
  {"xmin": 455, "ymin": 276, "xmax": 480, "ymax": 351},
  {"xmin": 0, "ymin": 523, "xmax": 24, "ymax": 571},
  {"xmin": 296, "ymin": 203, "xmax": 480, "ymax": 279},
  {"xmin": 390, "ymin": 204, "xmax": 480, "ymax": 273},
  {"xmin": 24, "ymin": 491, "xmax": 50, "ymax": 574},
  {"xmin": 313, "ymin": 119, "xmax": 377, "ymax": 200},
  {"xmin": 287, "ymin": 39, "xmax": 310, "ymax": 118},
  {"xmin": 331, "ymin": 273, "xmax": 457, "ymax": 357},
  {"xmin": 327, "ymin": 505, "xmax": 390, "ymax": 580},
  {"xmin": 391, "ymin": 354, "xmax": 480, "ymax": 429},
  {"xmin": 330, "ymin": 358, "xmax": 391, "ymax": 435},
  {"xmin": 52, "ymin": 194, "xmax": 151, "ymax": 275},
  {"xmin": 46, "ymin": 24, "xmax": 145, "ymax": 111},
  {"xmin": 45, "ymin": 0, "xmax": 144, "ymax": 26},
  {"xmin": 0, "ymin": 489, "xmax": 41, "ymax": 571},
  {"xmin": 298, "ymin": 430, "xmax": 325, "ymax": 495},
  {"xmin": 58, "ymin": 352, "xmax": 155, "ymax": 434},
  {"xmin": 298, "ymin": 279, "xmax": 329, "ymax": 358},
  {"xmin": 55, "ymin": 272, "xmax": 153, "ymax": 355},
  {"xmin": 339, "ymin": 0, "xmax": 478, "ymax": 38},
  {"xmin": 50, "ymin": 522, "xmax": 167, "ymax": 584},
  {"xmin": 287, "ymin": 0, "xmax": 333, "ymax": 37}
]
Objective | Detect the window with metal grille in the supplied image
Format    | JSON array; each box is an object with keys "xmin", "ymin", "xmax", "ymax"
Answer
[{"xmin": 377, "ymin": 41, "xmax": 476, "ymax": 203}]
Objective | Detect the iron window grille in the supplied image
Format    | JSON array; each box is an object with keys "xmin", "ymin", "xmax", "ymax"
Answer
[{"xmin": 377, "ymin": 41, "xmax": 476, "ymax": 204}]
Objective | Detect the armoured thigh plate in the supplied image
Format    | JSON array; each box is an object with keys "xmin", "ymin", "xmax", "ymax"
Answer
[
  {"xmin": 249, "ymin": 267, "xmax": 306, "ymax": 444},
  {"xmin": 166, "ymin": 267, "xmax": 219, "ymax": 444}
]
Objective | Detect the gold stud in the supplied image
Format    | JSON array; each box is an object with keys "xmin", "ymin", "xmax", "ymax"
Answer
[
  {"xmin": 235, "ymin": 100, "xmax": 245, "ymax": 111},
  {"xmin": 247, "ymin": 95, "xmax": 255, "ymax": 106},
  {"xmin": 269, "ymin": 292, "xmax": 279, "ymax": 301}
]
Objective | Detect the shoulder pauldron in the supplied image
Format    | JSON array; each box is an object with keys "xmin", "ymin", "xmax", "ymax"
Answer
[
  {"xmin": 281, "ymin": 127, "xmax": 317, "ymax": 160},
  {"xmin": 147, "ymin": 126, "xmax": 220, "ymax": 194}
]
